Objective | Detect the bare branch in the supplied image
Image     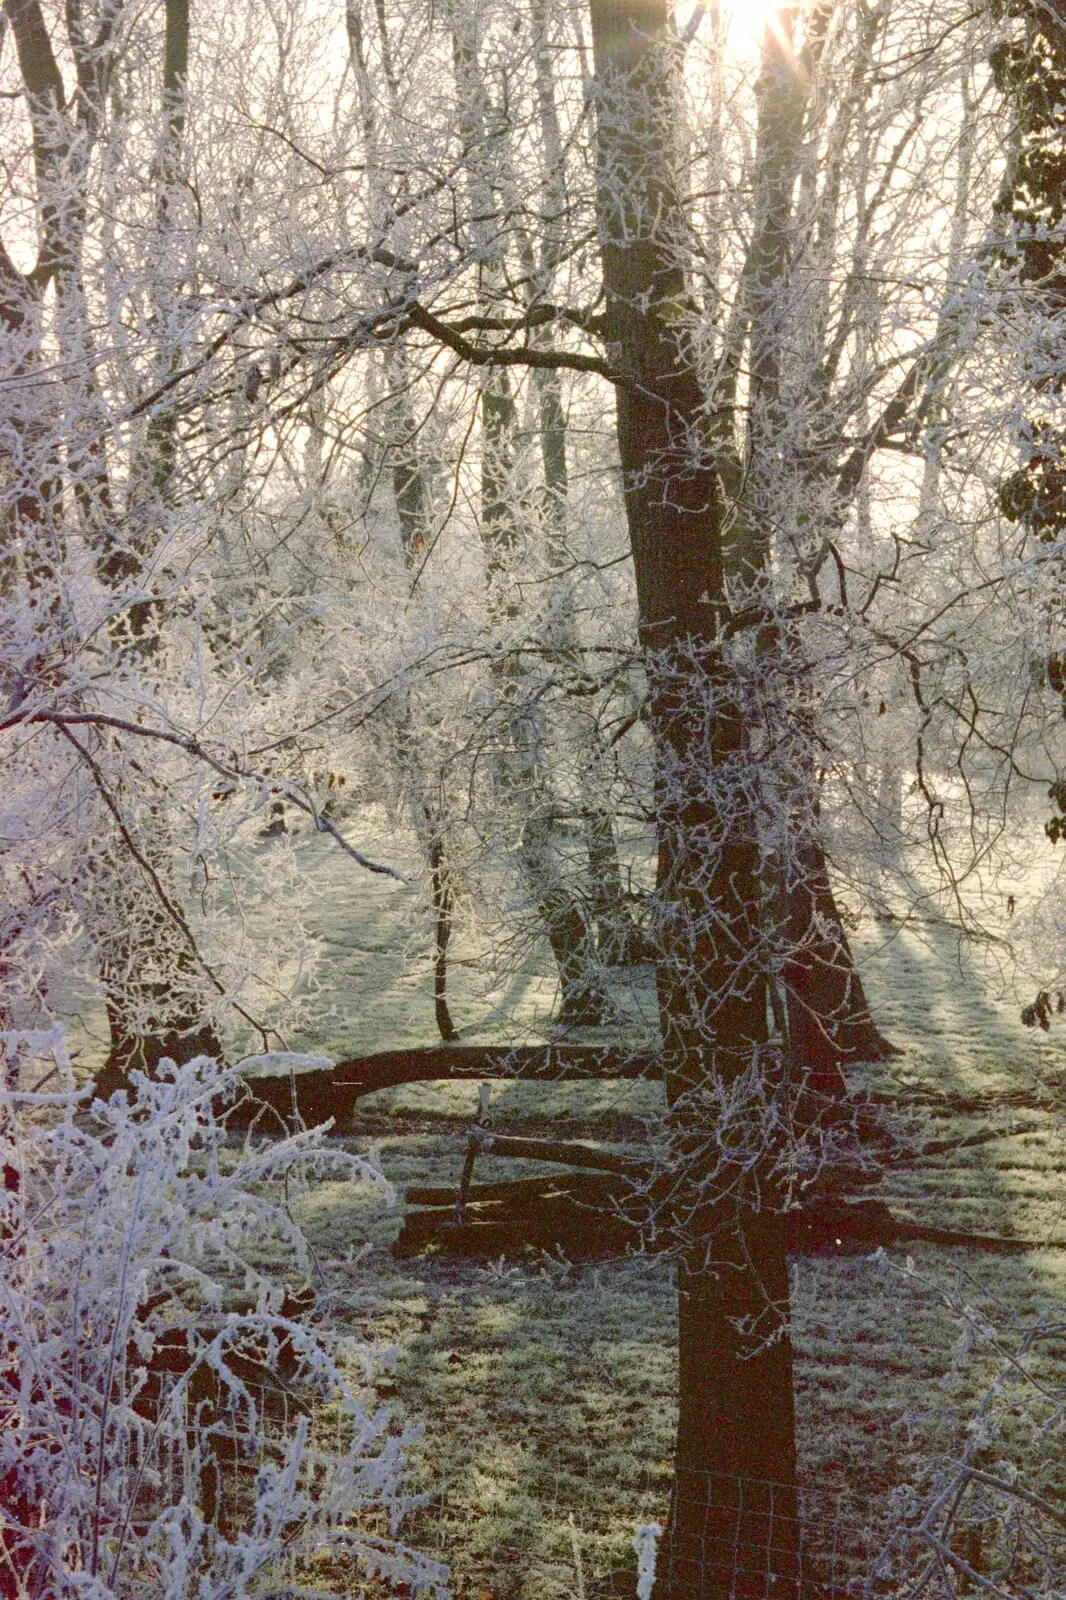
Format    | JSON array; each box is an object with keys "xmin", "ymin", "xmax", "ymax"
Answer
[{"xmin": 11, "ymin": 710, "xmax": 407, "ymax": 880}]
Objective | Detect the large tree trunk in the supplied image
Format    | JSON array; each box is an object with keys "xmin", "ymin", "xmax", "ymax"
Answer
[
  {"xmin": 650, "ymin": 648, "xmax": 801, "ymax": 1600},
  {"xmin": 589, "ymin": 0, "xmax": 903, "ymax": 1573},
  {"xmin": 664, "ymin": 1221, "xmax": 799, "ymax": 1600},
  {"xmin": 589, "ymin": 6, "xmax": 804, "ymax": 1594},
  {"xmin": 101, "ymin": 997, "xmax": 222, "ymax": 1086}
]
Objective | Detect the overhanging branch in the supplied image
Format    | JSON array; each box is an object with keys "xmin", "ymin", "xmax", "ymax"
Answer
[
  {"xmin": 403, "ymin": 301, "xmax": 616, "ymax": 379},
  {"xmin": 10, "ymin": 708, "xmax": 406, "ymax": 880}
]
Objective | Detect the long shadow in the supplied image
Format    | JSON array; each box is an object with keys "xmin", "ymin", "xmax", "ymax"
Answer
[
  {"xmin": 331, "ymin": 901, "xmax": 1066, "ymax": 1596},
  {"xmin": 270, "ymin": 833, "xmax": 1066, "ymax": 1596},
  {"xmin": 853, "ymin": 905, "xmax": 1066, "ymax": 1239}
]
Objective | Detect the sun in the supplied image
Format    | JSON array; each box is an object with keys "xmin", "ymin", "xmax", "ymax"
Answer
[{"xmin": 677, "ymin": 1, "xmax": 808, "ymax": 52}]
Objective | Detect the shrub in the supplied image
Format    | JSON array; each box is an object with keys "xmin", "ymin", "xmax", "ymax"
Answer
[{"xmin": 0, "ymin": 1030, "xmax": 449, "ymax": 1600}]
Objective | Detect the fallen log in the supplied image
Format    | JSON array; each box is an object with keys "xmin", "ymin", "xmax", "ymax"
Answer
[
  {"xmin": 395, "ymin": 1170, "xmax": 643, "ymax": 1259},
  {"xmin": 465, "ymin": 1131, "xmax": 647, "ymax": 1175},
  {"xmin": 226, "ymin": 1050, "xmax": 896, "ymax": 1137},
  {"xmin": 395, "ymin": 1177, "xmax": 1066, "ymax": 1262},
  {"xmin": 405, "ymin": 1173, "xmax": 627, "ymax": 1206},
  {"xmin": 406, "ymin": 1169, "xmax": 642, "ymax": 1212},
  {"xmin": 226, "ymin": 1045, "xmax": 662, "ymax": 1130},
  {"xmin": 908, "ymin": 1120, "xmax": 1047, "ymax": 1161},
  {"xmin": 226, "ymin": 1046, "xmax": 1038, "ymax": 1160},
  {"xmin": 332, "ymin": 1044, "xmax": 664, "ymax": 1094},
  {"xmin": 223, "ymin": 1067, "xmax": 367, "ymax": 1131}
]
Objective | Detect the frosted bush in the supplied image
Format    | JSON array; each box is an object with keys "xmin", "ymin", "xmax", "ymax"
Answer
[{"xmin": 0, "ymin": 1030, "xmax": 449, "ymax": 1600}]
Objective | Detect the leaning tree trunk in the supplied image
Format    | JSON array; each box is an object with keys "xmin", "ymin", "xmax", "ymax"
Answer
[
  {"xmin": 728, "ymin": 6, "xmax": 897, "ymax": 1103},
  {"xmin": 782, "ymin": 826, "xmax": 899, "ymax": 1101},
  {"xmin": 589, "ymin": 5, "xmax": 804, "ymax": 1594}
]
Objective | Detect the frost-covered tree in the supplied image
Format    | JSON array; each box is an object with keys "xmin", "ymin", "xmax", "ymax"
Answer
[
  {"xmin": 0, "ymin": 0, "xmax": 415, "ymax": 1073},
  {"xmin": 2, "ymin": 1, "xmax": 1062, "ymax": 1595}
]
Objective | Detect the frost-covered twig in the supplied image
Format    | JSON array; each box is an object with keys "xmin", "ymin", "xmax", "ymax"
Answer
[{"xmin": 0, "ymin": 1036, "xmax": 445, "ymax": 1599}]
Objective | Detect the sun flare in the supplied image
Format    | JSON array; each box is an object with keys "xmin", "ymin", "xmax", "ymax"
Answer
[
  {"xmin": 680, "ymin": 0, "xmax": 808, "ymax": 52},
  {"xmin": 725, "ymin": 0, "xmax": 784, "ymax": 36}
]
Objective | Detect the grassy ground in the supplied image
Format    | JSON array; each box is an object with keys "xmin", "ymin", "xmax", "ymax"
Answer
[
  {"xmin": 54, "ymin": 818, "xmax": 1066, "ymax": 1596},
  {"xmin": 271, "ymin": 878, "xmax": 1066, "ymax": 1598}
]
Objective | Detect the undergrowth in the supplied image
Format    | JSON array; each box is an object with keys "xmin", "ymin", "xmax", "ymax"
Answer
[{"xmin": 0, "ymin": 1030, "xmax": 448, "ymax": 1600}]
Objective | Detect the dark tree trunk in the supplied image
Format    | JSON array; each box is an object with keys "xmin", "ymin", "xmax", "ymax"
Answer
[
  {"xmin": 428, "ymin": 830, "xmax": 460, "ymax": 1043},
  {"xmin": 101, "ymin": 1003, "xmax": 222, "ymax": 1089},
  {"xmin": 783, "ymin": 831, "xmax": 899, "ymax": 1103},
  {"xmin": 589, "ymin": 6, "xmax": 804, "ymax": 1594},
  {"xmin": 651, "ymin": 653, "xmax": 800, "ymax": 1600},
  {"xmin": 94, "ymin": 882, "xmax": 224, "ymax": 1094},
  {"xmin": 663, "ymin": 1221, "xmax": 799, "ymax": 1600}
]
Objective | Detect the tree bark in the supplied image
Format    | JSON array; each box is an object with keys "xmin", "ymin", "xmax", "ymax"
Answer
[
  {"xmin": 589, "ymin": 6, "xmax": 804, "ymax": 1594},
  {"xmin": 428, "ymin": 829, "xmax": 460, "ymax": 1043}
]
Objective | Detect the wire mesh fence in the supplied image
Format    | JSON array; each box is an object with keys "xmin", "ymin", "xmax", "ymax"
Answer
[
  {"xmin": 651, "ymin": 1470, "xmax": 872, "ymax": 1600},
  {"xmin": 399, "ymin": 1461, "xmax": 1065, "ymax": 1600},
  {"xmin": 399, "ymin": 1466, "xmax": 882, "ymax": 1600},
  {"xmin": 82, "ymin": 1346, "xmax": 1066, "ymax": 1600}
]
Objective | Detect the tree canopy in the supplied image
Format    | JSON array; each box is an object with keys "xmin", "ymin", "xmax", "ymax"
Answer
[{"xmin": 2, "ymin": 1, "xmax": 1065, "ymax": 1595}]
